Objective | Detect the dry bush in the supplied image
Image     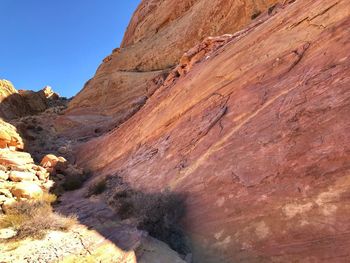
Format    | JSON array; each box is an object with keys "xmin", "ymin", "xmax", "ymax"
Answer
[
  {"xmin": 86, "ymin": 178, "xmax": 107, "ymax": 197},
  {"xmin": 106, "ymin": 175, "xmax": 190, "ymax": 255},
  {"xmin": 62, "ymin": 174, "xmax": 87, "ymax": 191},
  {"xmin": 0, "ymin": 193, "xmax": 76, "ymax": 240}
]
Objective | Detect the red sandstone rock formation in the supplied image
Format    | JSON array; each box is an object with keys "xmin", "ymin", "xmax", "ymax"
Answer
[
  {"xmin": 63, "ymin": 0, "xmax": 279, "ymax": 138},
  {"xmin": 73, "ymin": 0, "xmax": 350, "ymax": 262}
]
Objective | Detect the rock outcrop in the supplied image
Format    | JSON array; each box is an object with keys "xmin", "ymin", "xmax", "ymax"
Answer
[
  {"xmin": 0, "ymin": 80, "xmax": 63, "ymax": 120},
  {"xmin": 73, "ymin": 0, "xmax": 350, "ymax": 262},
  {"xmin": 0, "ymin": 119, "xmax": 24, "ymax": 149},
  {"xmin": 63, "ymin": 0, "xmax": 279, "ymax": 138}
]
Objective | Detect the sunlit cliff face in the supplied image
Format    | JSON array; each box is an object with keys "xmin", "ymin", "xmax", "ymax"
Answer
[{"xmin": 1, "ymin": 0, "xmax": 350, "ymax": 262}]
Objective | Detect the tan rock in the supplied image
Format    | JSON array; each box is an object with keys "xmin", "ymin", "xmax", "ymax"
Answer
[
  {"xmin": 0, "ymin": 181, "xmax": 13, "ymax": 190},
  {"xmin": 0, "ymin": 130, "xmax": 11, "ymax": 143},
  {"xmin": 0, "ymin": 170, "xmax": 8, "ymax": 180},
  {"xmin": 11, "ymin": 182, "xmax": 43, "ymax": 200},
  {"xmin": 10, "ymin": 165, "xmax": 30, "ymax": 172},
  {"xmin": 37, "ymin": 166, "xmax": 47, "ymax": 173},
  {"xmin": 41, "ymin": 180, "xmax": 55, "ymax": 191},
  {"xmin": 0, "ymin": 120, "xmax": 24, "ymax": 150},
  {"xmin": 0, "ymin": 228, "xmax": 17, "ymax": 239},
  {"xmin": 0, "ymin": 195, "xmax": 7, "ymax": 204},
  {"xmin": 0, "ymin": 149, "xmax": 33, "ymax": 166},
  {"xmin": 42, "ymin": 86, "xmax": 59, "ymax": 100},
  {"xmin": 1, "ymin": 198, "xmax": 16, "ymax": 213},
  {"xmin": 36, "ymin": 170, "xmax": 49, "ymax": 181},
  {"xmin": 0, "ymin": 189, "xmax": 12, "ymax": 198},
  {"xmin": 9, "ymin": 171, "xmax": 36, "ymax": 182},
  {"xmin": 40, "ymin": 154, "xmax": 59, "ymax": 168}
]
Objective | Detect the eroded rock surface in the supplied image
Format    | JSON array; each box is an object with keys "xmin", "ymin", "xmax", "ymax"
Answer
[
  {"xmin": 63, "ymin": 0, "xmax": 279, "ymax": 138},
  {"xmin": 1, "ymin": 0, "xmax": 349, "ymax": 262},
  {"xmin": 74, "ymin": 0, "xmax": 350, "ymax": 262}
]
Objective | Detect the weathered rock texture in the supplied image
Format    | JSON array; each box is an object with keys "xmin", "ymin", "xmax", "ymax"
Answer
[
  {"xmin": 75, "ymin": 0, "xmax": 350, "ymax": 262},
  {"xmin": 0, "ymin": 104, "xmax": 185, "ymax": 263},
  {"xmin": 64, "ymin": 0, "xmax": 279, "ymax": 138}
]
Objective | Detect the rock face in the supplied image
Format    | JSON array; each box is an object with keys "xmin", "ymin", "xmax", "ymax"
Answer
[
  {"xmin": 74, "ymin": 0, "xmax": 350, "ymax": 262},
  {"xmin": 0, "ymin": 120, "xmax": 24, "ymax": 149},
  {"xmin": 0, "ymin": 80, "xmax": 62, "ymax": 120},
  {"xmin": 63, "ymin": 0, "xmax": 279, "ymax": 138}
]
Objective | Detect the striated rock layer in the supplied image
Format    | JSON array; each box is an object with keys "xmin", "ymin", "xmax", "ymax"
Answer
[
  {"xmin": 64, "ymin": 0, "xmax": 279, "ymax": 138},
  {"xmin": 75, "ymin": 0, "xmax": 350, "ymax": 262}
]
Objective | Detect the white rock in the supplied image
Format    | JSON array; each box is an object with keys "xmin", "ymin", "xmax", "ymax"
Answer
[
  {"xmin": 11, "ymin": 182, "xmax": 43, "ymax": 200},
  {"xmin": 9, "ymin": 171, "xmax": 36, "ymax": 182}
]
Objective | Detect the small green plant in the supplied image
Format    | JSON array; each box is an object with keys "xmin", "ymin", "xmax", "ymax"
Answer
[{"xmin": 251, "ymin": 10, "xmax": 261, "ymax": 20}]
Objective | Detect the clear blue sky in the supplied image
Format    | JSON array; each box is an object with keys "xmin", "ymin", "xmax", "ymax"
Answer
[{"xmin": 0, "ymin": 0, "xmax": 140, "ymax": 98}]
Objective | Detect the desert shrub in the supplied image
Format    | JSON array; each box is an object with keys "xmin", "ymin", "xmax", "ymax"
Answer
[
  {"xmin": 0, "ymin": 194, "xmax": 76, "ymax": 240},
  {"xmin": 40, "ymin": 192, "xmax": 58, "ymax": 203},
  {"xmin": 86, "ymin": 178, "xmax": 107, "ymax": 197},
  {"xmin": 251, "ymin": 10, "xmax": 261, "ymax": 19},
  {"xmin": 133, "ymin": 191, "xmax": 188, "ymax": 255},
  {"xmin": 62, "ymin": 174, "xmax": 87, "ymax": 191},
  {"xmin": 107, "ymin": 177, "xmax": 189, "ymax": 255}
]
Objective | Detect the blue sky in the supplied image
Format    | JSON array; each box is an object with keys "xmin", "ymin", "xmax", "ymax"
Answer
[{"xmin": 0, "ymin": 0, "xmax": 140, "ymax": 98}]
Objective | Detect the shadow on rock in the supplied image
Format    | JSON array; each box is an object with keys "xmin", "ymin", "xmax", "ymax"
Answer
[{"xmin": 57, "ymin": 172, "xmax": 191, "ymax": 259}]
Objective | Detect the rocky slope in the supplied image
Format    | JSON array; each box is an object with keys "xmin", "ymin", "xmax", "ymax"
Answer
[
  {"xmin": 0, "ymin": 97, "xmax": 185, "ymax": 262},
  {"xmin": 69, "ymin": 0, "xmax": 350, "ymax": 262},
  {"xmin": 62, "ymin": 0, "xmax": 279, "ymax": 138}
]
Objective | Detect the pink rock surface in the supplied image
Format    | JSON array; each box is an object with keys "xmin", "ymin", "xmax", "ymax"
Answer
[
  {"xmin": 64, "ymin": 0, "xmax": 279, "ymax": 138},
  {"xmin": 74, "ymin": 0, "xmax": 350, "ymax": 262}
]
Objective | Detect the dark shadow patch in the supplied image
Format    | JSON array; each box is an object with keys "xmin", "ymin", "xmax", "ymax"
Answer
[{"xmin": 104, "ymin": 174, "xmax": 191, "ymax": 255}]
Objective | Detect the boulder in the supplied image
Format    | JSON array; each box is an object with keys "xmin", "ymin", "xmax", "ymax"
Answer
[
  {"xmin": 0, "ymin": 189, "xmax": 12, "ymax": 198},
  {"xmin": 9, "ymin": 171, "xmax": 36, "ymax": 182},
  {"xmin": 11, "ymin": 182, "xmax": 43, "ymax": 200},
  {"xmin": 41, "ymin": 86, "xmax": 59, "ymax": 100},
  {"xmin": 18, "ymin": 89, "xmax": 48, "ymax": 114},
  {"xmin": 0, "ymin": 149, "xmax": 33, "ymax": 167},
  {"xmin": 40, "ymin": 154, "xmax": 59, "ymax": 168},
  {"xmin": 36, "ymin": 170, "xmax": 49, "ymax": 181},
  {"xmin": 0, "ymin": 181, "xmax": 13, "ymax": 190},
  {"xmin": 41, "ymin": 180, "xmax": 55, "ymax": 191},
  {"xmin": 0, "ymin": 228, "xmax": 17, "ymax": 239},
  {"xmin": 0, "ymin": 120, "xmax": 24, "ymax": 150}
]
